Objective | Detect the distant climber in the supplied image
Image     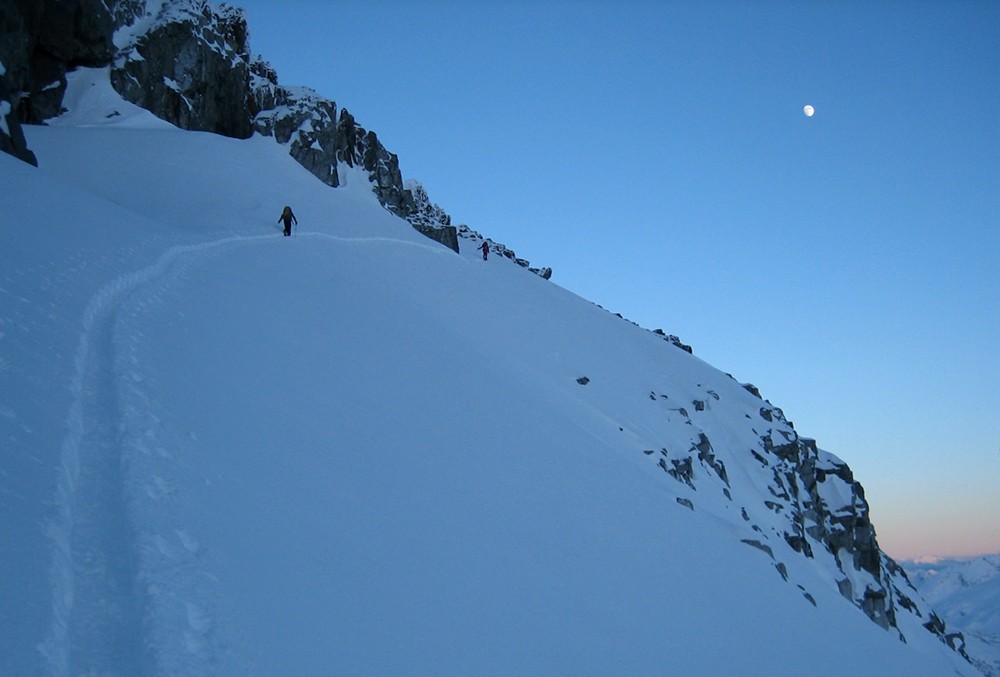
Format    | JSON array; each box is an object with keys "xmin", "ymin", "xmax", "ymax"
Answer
[
  {"xmin": 278, "ymin": 205, "xmax": 298, "ymax": 236},
  {"xmin": 479, "ymin": 241, "xmax": 489, "ymax": 261}
]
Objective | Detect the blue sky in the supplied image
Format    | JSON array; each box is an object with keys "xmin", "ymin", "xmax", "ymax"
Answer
[{"xmin": 237, "ymin": 0, "xmax": 998, "ymax": 560}]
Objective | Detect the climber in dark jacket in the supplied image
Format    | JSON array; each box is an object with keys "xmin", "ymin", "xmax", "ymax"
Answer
[
  {"xmin": 479, "ymin": 241, "xmax": 489, "ymax": 260},
  {"xmin": 278, "ymin": 205, "xmax": 298, "ymax": 236}
]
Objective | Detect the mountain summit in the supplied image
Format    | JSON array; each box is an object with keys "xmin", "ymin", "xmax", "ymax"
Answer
[{"xmin": 0, "ymin": 1, "xmax": 980, "ymax": 675}]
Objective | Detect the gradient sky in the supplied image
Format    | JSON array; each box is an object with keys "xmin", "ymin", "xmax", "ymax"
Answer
[{"xmin": 235, "ymin": 0, "xmax": 998, "ymax": 560}]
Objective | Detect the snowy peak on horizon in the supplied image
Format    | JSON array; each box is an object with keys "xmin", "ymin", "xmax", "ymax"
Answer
[{"xmin": 904, "ymin": 554, "xmax": 1000, "ymax": 676}]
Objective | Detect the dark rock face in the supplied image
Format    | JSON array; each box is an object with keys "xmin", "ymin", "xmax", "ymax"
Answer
[
  {"xmin": 0, "ymin": 0, "xmax": 42, "ymax": 87},
  {"xmin": 0, "ymin": 0, "xmax": 543, "ymax": 266},
  {"xmin": 409, "ymin": 222, "xmax": 460, "ymax": 252},
  {"xmin": 0, "ymin": 75, "xmax": 36, "ymax": 165},
  {"xmin": 12, "ymin": 0, "xmax": 115, "ymax": 122},
  {"xmin": 252, "ymin": 83, "xmax": 341, "ymax": 187},
  {"xmin": 250, "ymin": 83, "xmax": 458, "ymax": 253},
  {"xmin": 652, "ymin": 329, "xmax": 693, "ymax": 353},
  {"xmin": 333, "ymin": 108, "xmax": 415, "ymax": 220},
  {"xmin": 110, "ymin": 0, "xmax": 146, "ymax": 28},
  {"xmin": 639, "ymin": 377, "xmax": 972, "ymax": 659},
  {"xmin": 751, "ymin": 402, "xmax": 963, "ymax": 646},
  {"xmin": 924, "ymin": 611, "xmax": 970, "ymax": 659},
  {"xmin": 0, "ymin": 0, "xmax": 117, "ymax": 164},
  {"xmin": 405, "ymin": 181, "xmax": 459, "ymax": 252},
  {"xmin": 111, "ymin": 2, "xmax": 255, "ymax": 138}
]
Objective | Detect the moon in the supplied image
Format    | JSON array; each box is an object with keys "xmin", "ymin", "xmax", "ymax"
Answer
[{"xmin": 803, "ymin": 104, "xmax": 815, "ymax": 117}]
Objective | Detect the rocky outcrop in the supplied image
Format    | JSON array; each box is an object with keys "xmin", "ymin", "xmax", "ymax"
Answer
[
  {"xmin": 2, "ymin": 0, "xmax": 115, "ymax": 119},
  {"xmin": 334, "ymin": 108, "xmax": 410, "ymax": 215},
  {"xmin": 457, "ymin": 224, "xmax": 552, "ymax": 278},
  {"xmin": 0, "ymin": 0, "xmax": 118, "ymax": 164},
  {"xmin": 0, "ymin": 0, "xmax": 545, "ymax": 268},
  {"xmin": 249, "ymin": 80, "xmax": 459, "ymax": 253},
  {"xmin": 107, "ymin": 1, "xmax": 462, "ymax": 253},
  {"xmin": 0, "ymin": 0, "xmax": 149, "ymax": 162},
  {"xmin": 0, "ymin": 73, "xmax": 35, "ymax": 165},
  {"xmin": 250, "ymin": 73, "xmax": 339, "ymax": 186},
  {"xmin": 757, "ymin": 422, "xmax": 900, "ymax": 626},
  {"xmin": 741, "ymin": 396, "xmax": 969, "ymax": 655},
  {"xmin": 638, "ymin": 372, "xmax": 971, "ymax": 661},
  {"xmin": 405, "ymin": 181, "xmax": 459, "ymax": 252},
  {"xmin": 652, "ymin": 329, "xmax": 693, "ymax": 353},
  {"xmin": 111, "ymin": 1, "xmax": 255, "ymax": 138},
  {"xmin": 751, "ymin": 404, "xmax": 906, "ymax": 632}
]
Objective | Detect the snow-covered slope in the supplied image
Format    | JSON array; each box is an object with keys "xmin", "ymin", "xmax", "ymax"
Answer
[
  {"xmin": 0, "ymin": 69, "xmax": 977, "ymax": 676},
  {"xmin": 906, "ymin": 555, "xmax": 1000, "ymax": 676}
]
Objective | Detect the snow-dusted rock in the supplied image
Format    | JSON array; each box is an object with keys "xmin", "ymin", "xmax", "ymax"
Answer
[
  {"xmin": 0, "ymin": 0, "xmax": 120, "ymax": 163},
  {"xmin": 252, "ymin": 82, "xmax": 341, "ymax": 187},
  {"xmin": 0, "ymin": 0, "xmax": 115, "ymax": 124},
  {"xmin": 0, "ymin": 0, "xmax": 535, "ymax": 264},
  {"xmin": 745, "ymin": 399, "xmax": 968, "ymax": 652},
  {"xmin": 405, "ymin": 180, "xmax": 459, "ymax": 251},
  {"xmin": 111, "ymin": 0, "xmax": 256, "ymax": 138},
  {"xmin": 457, "ymin": 223, "xmax": 551, "ymax": 278}
]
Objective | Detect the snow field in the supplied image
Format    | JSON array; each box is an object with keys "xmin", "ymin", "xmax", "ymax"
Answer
[
  {"xmin": 0, "ymin": 69, "xmax": 978, "ymax": 675},
  {"xmin": 104, "ymin": 233, "xmax": 940, "ymax": 675}
]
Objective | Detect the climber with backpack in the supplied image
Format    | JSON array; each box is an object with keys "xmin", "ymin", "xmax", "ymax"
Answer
[{"xmin": 278, "ymin": 205, "xmax": 298, "ymax": 236}]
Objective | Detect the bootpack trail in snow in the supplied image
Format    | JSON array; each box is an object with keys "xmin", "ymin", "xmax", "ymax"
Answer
[{"xmin": 41, "ymin": 230, "xmax": 440, "ymax": 675}]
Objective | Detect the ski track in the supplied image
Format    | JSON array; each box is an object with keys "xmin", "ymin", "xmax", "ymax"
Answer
[{"xmin": 40, "ymin": 230, "xmax": 453, "ymax": 675}]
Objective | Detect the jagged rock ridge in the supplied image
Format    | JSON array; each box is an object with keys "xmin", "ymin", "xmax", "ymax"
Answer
[
  {"xmin": 111, "ymin": 1, "xmax": 256, "ymax": 139},
  {"xmin": 109, "ymin": 0, "xmax": 463, "ymax": 252},
  {"xmin": 0, "ymin": 0, "xmax": 549, "ymax": 270},
  {"xmin": 634, "ymin": 373, "xmax": 969, "ymax": 659}
]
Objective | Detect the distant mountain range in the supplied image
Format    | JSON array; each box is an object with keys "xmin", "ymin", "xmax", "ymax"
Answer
[{"xmin": 905, "ymin": 555, "xmax": 1000, "ymax": 676}]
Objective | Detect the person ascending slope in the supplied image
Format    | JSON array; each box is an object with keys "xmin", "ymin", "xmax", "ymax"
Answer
[
  {"xmin": 479, "ymin": 240, "xmax": 489, "ymax": 261},
  {"xmin": 278, "ymin": 205, "xmax": 298, "ymax": 237}
]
